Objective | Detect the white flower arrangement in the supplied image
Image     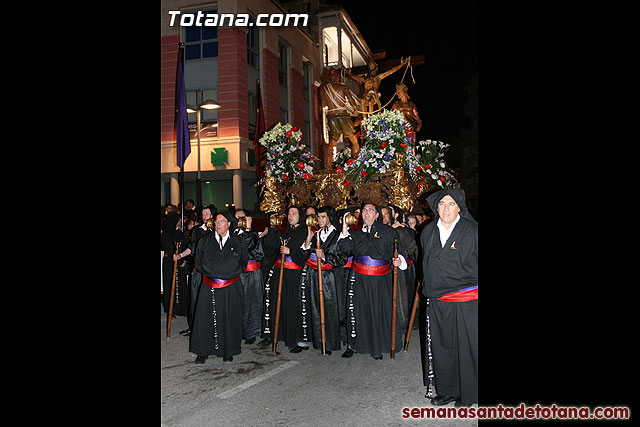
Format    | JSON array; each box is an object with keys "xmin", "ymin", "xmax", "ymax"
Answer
[
  {"xmin": 259, "ymin": 123, "xmax": 318, "ymax": 184},
  {"xmin": 334, "ymin": 109, "xmax": 457, "ymax": 188}
]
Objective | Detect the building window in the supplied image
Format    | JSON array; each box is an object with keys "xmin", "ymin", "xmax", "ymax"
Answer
[
  {"xmin": 278, "ymin": 40, "xmax": 290, "ymax": 123},
  {"xmin": 186, "ymin": 88, "xmax": 219, "ymax": 123},
  {"xmin": 184, "ymin": 9, "xmax": 218, "ymax": 60},
  {"xmin": 278, "ymin": 41, "xmax": 289, "ymax": 87},
  {"xmin": 247, "ymin": 14, "xmax": 259, "ymax": 69},
  {"xmin": 280, "ymin": 108, "xmax": 288, "ymax": 124},
  {"xmin": 303, "ymin": 61, "xmax": 312, "ymax": 152}
]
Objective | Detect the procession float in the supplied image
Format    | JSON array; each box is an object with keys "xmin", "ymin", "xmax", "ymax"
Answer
[{"xmin": 257, "ymin": 58, "xmax": 457, "ymax": 214}]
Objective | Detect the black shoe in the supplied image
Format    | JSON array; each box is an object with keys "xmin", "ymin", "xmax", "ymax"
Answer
[
  {"xmin": 324, "ymin": 351, "xmax": 331, "ymax": 355},
  {"xmin": 257, "ymin": 338, "xmax": 272, "ymax": 348},
  {"xmin": 195, "ymin": 355, "xmax": 207, "ymax": 364},
  {"xmin": 372, "ymin": 355, "xmax": 383, "ymax": 360},
  {"xmin": 244, "ymin": 337, "xmax": 256, "ymax": 345},
  {"xmin": 223, "ymin": 356, "xmax": 233, "ymax": 362},
  {"xmin": 179, "ymin": 329, "xmax": 191, "ymax": 337},
  {"xmin": 289, "ymin": 345, "xmax": 308, "ymax": 353},
  {"xmin": 431, "ymin": 395, "xmax": 458, "ymax": 406},
  {"xmin": 341, "ymin": 348, "xmax": 354, "ymax": 358}
]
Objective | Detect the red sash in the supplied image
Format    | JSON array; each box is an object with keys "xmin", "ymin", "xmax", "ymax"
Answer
[
  {"xmin": 202, "ymin": 275, "xmax": 240, "ymax": 289},
  {"xmin": 351, "ymin": 256, "xmax": 391, "ymax": 276},
  {"xmin": 244, "ymin": 260, "xmax": 261, "ymax": 272},
  {"xmin": 438, "ymin": 286, "xmax": 478, "ymax": 302},
  {"xmin": 305, "ymin": 259, "xmax": 333, "ymax": 270},
  {"xmin": 274, "ymin": 255, "xmax": 303, "ymax": 270}
]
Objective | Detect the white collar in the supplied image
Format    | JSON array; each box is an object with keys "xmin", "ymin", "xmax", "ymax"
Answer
[
  {"xmin": 437, "ymin": 214, "xmax": 460, "ymax": 247},
  {"xmin": 215, "ymin": 231, "xmax": 230, "ymax": 246},
  {"xmin": 319, "ymin": 224, "xmax": 335, "ymax": 240}
]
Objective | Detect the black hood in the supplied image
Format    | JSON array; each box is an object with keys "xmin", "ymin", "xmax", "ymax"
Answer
[
  {"xmin": 217, "ymin": 211, "xmax": 237, "ymax": 232},
  {"xmin": 287, "ymin": 205, "xmax": 304, "ymax": 228},
  {"xmin": 426, "ymin": 188, "xmax": 476, "ymax": 223},
  {"xmin": 317, "ymin": 205, "xmax": 338, "ymax": 229},
  {"xmin": 162, "ymin": 212, "xmax": 180, "ymax": 233}
]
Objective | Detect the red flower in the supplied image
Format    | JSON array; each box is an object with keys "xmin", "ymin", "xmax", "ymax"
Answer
[
  {"xmin": 344, "ymin": 179, "xmax": 350, "ymax": 186},
  {"xmin": 440, "ymin": 176, "xmax": 446, "ymax": 182},
  {"xmin": 418, "ymin": 181, "xmax": 423, "ymax": 189},
  {"xmin": 425, "ymin": 164, "xmax": 432, "ymax": 169},
  {"xmin": 291, "ymin": 127, "xmax": 298, "ymax": 132},
  {"xmin": 282, "ymin": 174, "xmax": 289, "ymax": 180},
  {"xmin": 346, "ymin": 158, "xmax": 355, "ymax": 166},
  {"xmin": 303, "ymin": 173, "xmax": 311, "ymax": 181},
  {"xmin": 380, "ymin": 141, "xmax": 388, "ymax": 149},
  {"xmin": 361, "ymin": 170, "xmax": 368, "ymax": 177},
  {"xmin": 400, "ymin": 142, "xmax": 407, "ymax": 148},
  {"xmin": 297, "ymin": 161, "xmax": 305, "ymax": 169},
  {"xmin": 286, "ymin": 130, "xmax": 292, "ymax": 138},
  {"xmin": 336, "ymin": 166, "xmax": 344, "ymax": 174},
  {"xmin": 416, "ymin": 166, "xmax": 422, "ymax": 173},
  {"xmin": 286, "ymin": 140, "xmax": 292, "ymax": 144},
  {"xmin": 405, "ymin": 129, "xmax": 412, "ymax": 136}
]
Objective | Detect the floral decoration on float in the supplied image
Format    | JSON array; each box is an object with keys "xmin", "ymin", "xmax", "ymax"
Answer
[
  {"xmin": 334, "ymin": 108, "xmax": 457, "ymax": 188},
  {"xmin": 258, "ymin": 122, "xmax": 319, "ymax": 185}
]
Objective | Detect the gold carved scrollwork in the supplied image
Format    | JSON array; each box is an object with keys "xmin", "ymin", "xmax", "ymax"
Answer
[{"xmin": 259, "ymin": 176, "xmax": 286, "ymax": 213}]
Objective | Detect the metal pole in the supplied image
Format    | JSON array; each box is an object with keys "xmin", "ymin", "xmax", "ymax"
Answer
[{"xmin": 196, "ymin": 109, "xmax": 202, "ymax": 208}]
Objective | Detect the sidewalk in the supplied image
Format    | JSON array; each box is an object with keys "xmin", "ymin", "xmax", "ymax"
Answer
[{"xmin": 161, "ymin": 308, "xmax": 477, "ymax": 427}]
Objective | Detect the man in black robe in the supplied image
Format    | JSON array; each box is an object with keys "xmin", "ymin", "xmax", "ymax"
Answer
[
  {"xmin": 420, "ymin": 189, "xmax": 478, "ymax": 406},
  {"xmin": 260, "ymin": 206, "xmax": 309, "ymax": 352},
  {"xmin": 161, "ymin": 213, "xmax": 182, "ymax": 314},
  {"xmin": 174, "ymin": 205, "xmax": 216, "ymax": 336},
  {"xmin": 337, "ymin": 202, "xmax": 408, "ymax": 360},
  {"xmin": 300, "ymin": 206, "xmax": 347, "ymax": 355},
  {"xmin": 388, "ymin": 204, "xmax": 419, "ymax": 330},
  {"xmin": 234, "ymin": 209, "xmax": 264, "ymax": 345},
  {"xmin": 189, "ymin": 211, "xmax": 248, "ymax": 364}
]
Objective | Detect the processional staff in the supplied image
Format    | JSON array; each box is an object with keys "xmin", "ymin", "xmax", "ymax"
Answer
[
  {"xmin": 391, "ymin": 238, "xmax": 399, "ymax": 359},
  {"xmin": 166, "ymin": 241, "xmax": 180, "ymax": 337}
]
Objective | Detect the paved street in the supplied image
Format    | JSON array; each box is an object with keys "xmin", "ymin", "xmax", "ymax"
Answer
[{"xmin": 161, "ymin": 309, "xmax": 477, "ymax": 427}]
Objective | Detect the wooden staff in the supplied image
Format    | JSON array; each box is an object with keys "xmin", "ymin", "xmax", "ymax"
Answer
[
  {"xmin": 166, "ymin": 241, "xmax": 180, "ymax": 337},
  {"xmin": 391, "ymin": 238, "xmax": 398, "ymax": 359},
  {"xmin": 272, "ymin": 236, "xmax": 290, "ymax": 354},
  {"xmin": 404, "ymin": 280, "xmax": 421, "ymax": 351},
  {"xmin": 316, "ymin": 233, "xmax": 327, "ymax": 355}
]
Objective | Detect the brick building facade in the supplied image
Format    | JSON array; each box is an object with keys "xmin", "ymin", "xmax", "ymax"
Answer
[{"xmin": 161, "ymin": 1, "xmax": 370, "ymax": 210}]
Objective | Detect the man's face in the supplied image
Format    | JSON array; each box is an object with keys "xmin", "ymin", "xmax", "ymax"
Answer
[
  {"xmin": 288, "ymin": 208, "xmax": 300, "ymax": 226},
  {"xmin": 202, "ymin": 208, "xmax": 212, "ymax": 222},
  {"xmin": 214, "ymin": 214, "xmax": 231, "ymax": 236},
  {"xmin": 437, "ymin": 195, "xmax": 460, "ymax": 227},
  {"xmin": 408, "ymin": 217, "xmax": 417, "ymax": 229},
  {"xmin": 362, "ymin": 204, "xmax": 378, "ymax": 226},
  {"xmin": 381, "ymin": 208, "xmax": 391, "ymax": 225},
  {"xmin": 318, "ymin": 212, "xmax": 330, "ymax": 228}
]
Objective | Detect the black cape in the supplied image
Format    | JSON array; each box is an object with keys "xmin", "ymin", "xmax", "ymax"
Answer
[
  {"xmin": 189, "ymin": 231, "xmax": 249, "ymax": 358},
  {"xmin": 420, "ymin": 188, "xmax": 478, "ymax": 404},
  {"xmin": 300, "ymin": 227, "xmax": 347, "ymax": 352},
  {"xmin": 261, "ymin": 223, "xmax": 308, "ymax": 348},
  {"xmin": 236, "ymin": 229, "xmax": 264, "ymax": 341},
  {"xmin": 337, "ymin": 221, "xmax": 406, "ymax": 357}
]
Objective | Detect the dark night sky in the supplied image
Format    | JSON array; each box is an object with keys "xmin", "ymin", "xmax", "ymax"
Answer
[{"xmin": 334, "ymin": 0, "xmax": 478, "ymax": 142}]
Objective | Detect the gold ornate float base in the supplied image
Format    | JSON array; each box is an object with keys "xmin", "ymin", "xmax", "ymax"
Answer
[{"xmin": 260, "ymin": 154, "xmax": 438, "ymax": 213}]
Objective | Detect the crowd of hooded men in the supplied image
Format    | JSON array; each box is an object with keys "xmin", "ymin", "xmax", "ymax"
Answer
[{"xmin": 160, "ymin": 189, "xmax": 478, "ymax": 407}]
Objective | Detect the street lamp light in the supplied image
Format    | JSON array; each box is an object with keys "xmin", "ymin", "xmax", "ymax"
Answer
[
  {"xmin": 200, "ymin": 99, "xmax": 221, "ymax": 110},
  {"xmin": 187, "ymin": 98, "xmax": 221, "ymax": 208}
]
